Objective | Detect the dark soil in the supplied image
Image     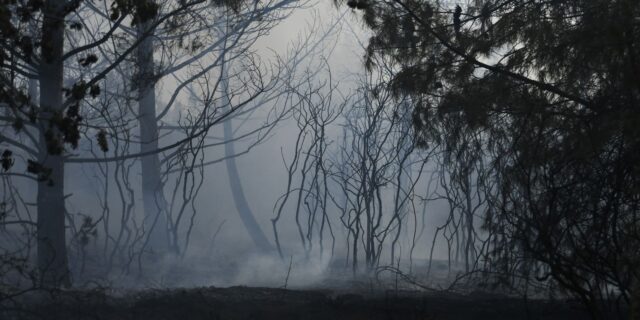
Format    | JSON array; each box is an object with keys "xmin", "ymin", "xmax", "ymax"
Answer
[{"xmin": 8, "ymin": 286, "xmax": 620, "ymax": 320}]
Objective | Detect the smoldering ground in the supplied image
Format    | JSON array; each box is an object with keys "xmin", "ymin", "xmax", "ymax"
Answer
[{"xmin": 1, "ymin": 1, "xmax": 637, "ymax": 319}]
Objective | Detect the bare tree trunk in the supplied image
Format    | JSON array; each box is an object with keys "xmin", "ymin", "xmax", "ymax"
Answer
[
  {"xmin": 137, "ymin": 19, "xmax": 169, "ymax": 253},
  {"xmin": 221, "ymin": 72, "xmax": 273, "ymax": 252},
  {"xmin": 37, "ymin": 0, "xmax": 70, "ymax": 287}
]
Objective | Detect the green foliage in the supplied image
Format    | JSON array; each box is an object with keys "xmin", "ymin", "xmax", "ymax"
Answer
[
  {"xmin": 110, "ymin": 0, "xmax": 159, "ymax": 25},
  {"xmin": 213, "ymin": 0, "xmax": 246, "ymax": 13},
  {"xmin": 26, "ymin": 159, "xmax": 52, "ymax": 182},
  {"xmin": 0, "ymin": 1, "xmax": 106, "ymax": 163},
  {"xmin": 1, "ymin": 150, "xmax": 13, "ymax": 172},
  {"xmin": 96, "ymin": 129, "xmax": 108, "ymax": 153},
  {"xmin": 68, "ymin": 21, "xmax": 82, "ymax": 31},
  {"xmin": 352, "ymin": 0, "xmax": 640, "ymax": 314},
  {"xmin": 78, "ymin": 54, "xmax": 98, "ymax": 67},
  {"xmin": 76, "ymin": 214, "xmax": 98, "ymax": 246}
]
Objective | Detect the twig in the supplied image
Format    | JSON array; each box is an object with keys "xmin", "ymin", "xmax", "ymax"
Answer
[{"xmin": 283, "ymin": 256, "xmax": 293, "ymax": 289}]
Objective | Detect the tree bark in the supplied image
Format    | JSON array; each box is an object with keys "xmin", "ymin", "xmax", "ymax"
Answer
[
  {"xmin": 37, "ymin": 0, "xmax": 70, "ymax": 288},
  {"xmin": 137, "ymin": 18, "xmax": 169, "ymax": 253},
  {"xmin": 221, "ymin": 73, "xmax": 273, "ymax": 252}
]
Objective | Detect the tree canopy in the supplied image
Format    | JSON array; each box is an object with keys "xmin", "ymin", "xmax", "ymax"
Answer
[{"xmin": 346, "ymin": 0, "xmax": 640, "ymax": 317}]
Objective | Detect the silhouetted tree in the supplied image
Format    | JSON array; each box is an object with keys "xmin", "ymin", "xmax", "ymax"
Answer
[
  {"xmin": 0, "ymin": 0, "xmax": 180, "ymax": 288},
  {"xmin": 343, "ymin": 0, "xmax": 640, "ymax": 317}
]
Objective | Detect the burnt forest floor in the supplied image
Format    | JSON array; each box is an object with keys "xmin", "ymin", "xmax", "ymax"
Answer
[{"xmin": 4, "ymin": 285, "xmax": 626, "ymax": 320}]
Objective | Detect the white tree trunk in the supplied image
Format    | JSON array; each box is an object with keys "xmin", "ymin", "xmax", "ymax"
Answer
[
  {"xmin": 37, "ymin": 0, "xmax": 70, "ymax": 287},
  {"xmin": 137, "ymin": 19, "xmax": 169, "ymax": 253},
  {"xmin": 221, "ymin": 73, "xmax": 273, "ymax": 252}
]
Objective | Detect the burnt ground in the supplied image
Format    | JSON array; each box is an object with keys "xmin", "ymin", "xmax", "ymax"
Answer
[{"xmin": 6, "ymin": 286, "xmax": 617, "ymax": 320}]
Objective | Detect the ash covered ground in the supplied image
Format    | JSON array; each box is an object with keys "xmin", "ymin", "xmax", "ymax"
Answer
[{"xmin": 4, "ymin": 259, "xmax": 620, "ymax": 320}]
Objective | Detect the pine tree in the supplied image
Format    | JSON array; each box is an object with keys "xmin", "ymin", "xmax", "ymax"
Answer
[{"xmin": 345, "ymin": 0, "xmax": 640, "ymax": 317}]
